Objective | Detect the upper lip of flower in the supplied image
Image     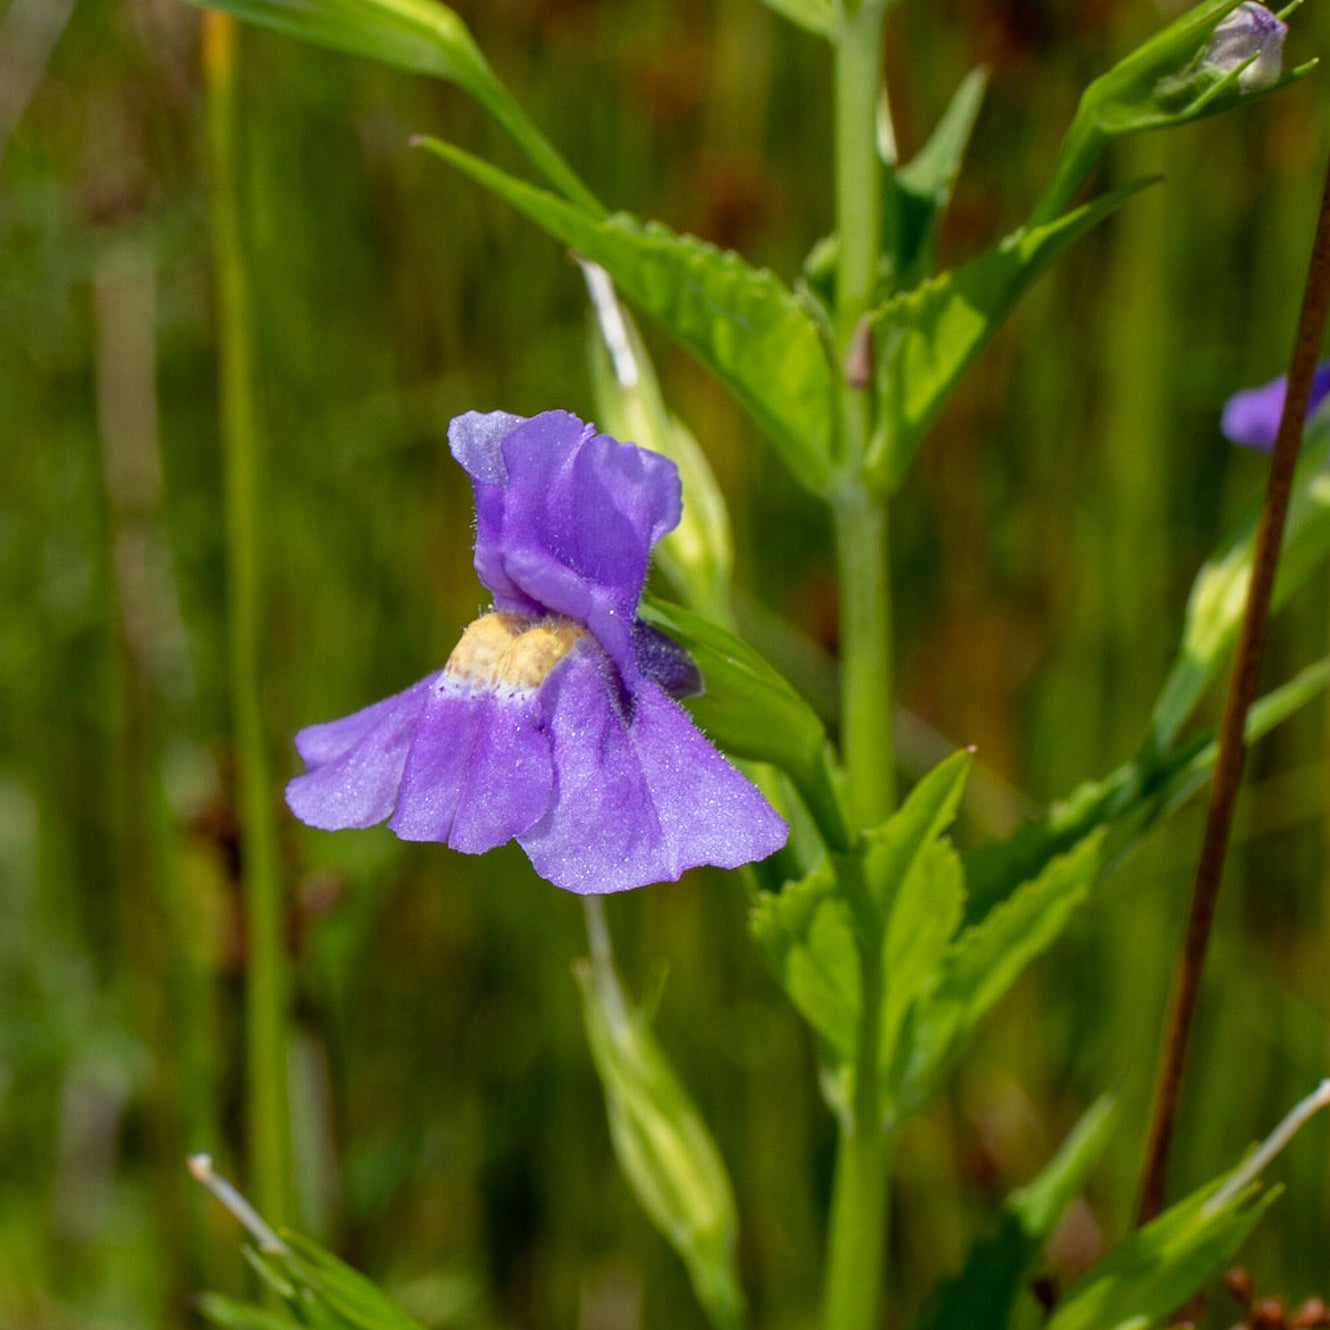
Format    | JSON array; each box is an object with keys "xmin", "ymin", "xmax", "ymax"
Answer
[{"xmin": 285, "ymin": 409, "xmax": 787, "ymax": 893}]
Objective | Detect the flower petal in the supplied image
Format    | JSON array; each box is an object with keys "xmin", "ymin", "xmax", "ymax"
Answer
[
  {"xmin": 518, "ymin": 651, "xmax": 787, "ymax": 893},
  {"xmin": 286, "ymin": 675, "xmax": 434, "ymax": 829},
  {"xmin": 1221, "ymin": 361, "xmax": 1330, "ymax": 450},
  {"xmin": 388, "ymin": 677, "xmax": 554, "ymax": 853},
  {"xmin": 448, "ymin": 410, "xmax": 682, "ymax": 685}
]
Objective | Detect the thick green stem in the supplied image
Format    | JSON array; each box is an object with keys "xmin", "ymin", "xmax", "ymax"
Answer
[
  {"xmin": 822, "ymin": 9, "xmax": 895, "ymax": 1330},
  {"xmin": 834, "ymin": 486, "xmax": 895, "ymax": 831},
  {"xmin": 205, "ymin": 11, "xmax": 291, "ymax": 1227}
]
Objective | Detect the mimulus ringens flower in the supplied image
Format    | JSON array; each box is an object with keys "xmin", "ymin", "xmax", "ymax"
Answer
[
  {"xmin": 1220, "ymin": 361, "xmax": 1330, "ymax": 451},
  {"xmin": 286, "ymin": 410, "xmax": 788, "ymax": 893}
]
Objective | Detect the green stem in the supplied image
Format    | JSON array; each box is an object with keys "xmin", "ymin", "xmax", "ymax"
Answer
[
  {"xmin": 205, "ymin": 11, "xmax": 291, "ymax": 1228},
  {"xmin": 822, "ymin": 9, "xmax": 895, "ymax": 1330}
]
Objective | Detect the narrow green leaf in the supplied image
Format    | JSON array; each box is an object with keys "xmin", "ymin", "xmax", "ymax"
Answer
[
  {"xmin": 750, "ymin": 863, "xmax": 858, "ymax": 1066},
  {"xmin": 640, "ymin": 599, "xmax": 849, "ymax": 850},
  {"xmin": 576, "ymin": 956, "xmax": 746, "ymax": 1330},
  {"xmin": 1149, "ymin": 419, "xmax": 1330, "ymax": 754},
  {"xmin": 754, "ymin": 0, "xmax": 836, "ymax": 39},
  {"xmin": 909, "ymin": 1093, "xmax": 1119, "ymax": 1330},
  {"xmin": 281, "ymin": 1233, "xmax": 427, "ymax": 1330},
  {"xmin": 966, "ymin": 653, "xmax": 1330, "ymax": 925},
  {"xmin": 890, "ymin": 67, "xmax": 989, "ymax": 285},
  {"xmin": 196, "ymin": 1294, "xmax": 301, "ymax": 1330},
  {"xmin": 892, "ymin": 831, "xmax": 1104, "ymax": 1117},
  {"xmin": 416, "ymin": 137, "xmax": 838, "ymax": 494},
  {"xmin": 189, "ymin": 0, "xmax": 600, "ymax": 212},
  {"xmin": 1046, "ymin": 1181, "xmax": 1279, "ymax": 1330},
  {"xmin": 869, "ymin": 180, "xmax": 1153, "ymax": 492}
]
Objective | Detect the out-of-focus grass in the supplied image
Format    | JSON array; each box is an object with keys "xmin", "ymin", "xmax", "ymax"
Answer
[{"xmin": 4, "ymin": 1, "xmax": 1330, "ymax": 1326}]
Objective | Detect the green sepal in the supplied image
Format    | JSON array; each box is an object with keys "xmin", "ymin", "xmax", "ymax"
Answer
[
  {"xmin": 889, "ymin": 830, "xmax": 1104, "ymax": 1120},
  {"xmin": 908, "ymin": 1093, "xmax": 1119, "ymax": 1330},
  {"xmin": 575, "ymin": 954, "xmax": 746, "ymax": 1330},
  {"xmin": 416, "ymin": 137, "xmax": 839, "ymax": 495},
  {"xmin": 868, "ymin": 180, "xmax": 1153, "ymax": 493},
  {"xmin": 189, "ymin": 0, "xmax": 601, "ymax": 213},
  {"xmin": 640, "ymin": 599, "xmax": 849, "ymax": 852},
  {"xmin": 586, "ymin": 298, "xmax": 733, "ymax": 622},
  {"xmin": 1046, "ymin": 1179, "xmax": 1280, "ymax": 1330},
  {"xmin": 1036, "ymin": 0, "xmax": 1314, "ymax": 223}
]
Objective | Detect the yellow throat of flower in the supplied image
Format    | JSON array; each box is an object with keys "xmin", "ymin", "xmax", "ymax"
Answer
[{"xmin": 444, "ymin": 611, "xmax": 586, "ymax": 692}]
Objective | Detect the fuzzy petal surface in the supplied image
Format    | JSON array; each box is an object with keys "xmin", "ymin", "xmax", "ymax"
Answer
[
  {"xmin": 448, "ymin": 410, "xmax": 682, "ymax": 685},
  {"xmin": 388, "ymin": 679, "xmax": 554, "ymax": 853},
  {"xmin": 518, "ymin": 650, "xmax": 787, "ymax": 893},
  {"xmin": 286, "ymin": 675, "xmax": 434, "ymax": 830}
]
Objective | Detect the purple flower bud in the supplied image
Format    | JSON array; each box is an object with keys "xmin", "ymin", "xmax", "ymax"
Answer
[
  {"xmin": 286, "ymin": 410, "xmax": 787, "ymax": 893},
  {"xmin": 1203, "ymin": 2, "xmax": 1288, "ymax": 91},
  {"xmin": 1221, "ymin": 362, "xmax": 1330, "ymax": 451}
]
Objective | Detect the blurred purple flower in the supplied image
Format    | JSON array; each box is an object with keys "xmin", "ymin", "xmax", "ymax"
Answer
[
  {"xmin": 287, "ymin": 410, "xmax": 787, "ymax": 894},
  {"xmin": 1220, "ymin": 362, "xmax": 1330, "ymax": 451}
]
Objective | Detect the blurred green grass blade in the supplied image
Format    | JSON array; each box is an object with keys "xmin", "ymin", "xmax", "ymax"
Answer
[
  {"xmin": 755, "ymin": 0, "xmax": 835, "ymax": 40},
  {"xmin": 584, "ymin": 288, "xmax": 734, "ymax": 621},
  {"xmin": 417, "ymin": 136, "xmax": 838, "ymax": 494},
  {"xmin": 868, "ymin": 179, "xmax": 1153, "ymax": 492},
  {"xmin": 1149, "ymin": 420, "xmax": 1330, "ymax": 754},
  {"xmin": 889, "ymin": 67, "xmax": 989, "ymax": 286},
  {"xmin": 280, "ymin": 1233, "xmax": 428, "ymax": 1330},
  {"xmin": 187, "ymin": 0, "xmax": 600, "ymax": 212},
  {"xmin": 575, "ymin": 950, "xmax": 746, "ymax": 1330},
  {"xmin": 639, "ymin": 598, "xmax": 849, "ymax": 849},
  {"xmin": 891, "ymin": 831, "xmax": 1104, "ymax": 1118},
  {"xmin": 1046, "ymin": 1182, "xmax": 1279, "ymax": 1330},
  {"xmin": 909, "ymin": 1093, "xmax": 1119, "ymax": 1330}
]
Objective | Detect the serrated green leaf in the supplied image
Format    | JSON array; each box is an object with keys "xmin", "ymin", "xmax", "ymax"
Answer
[
  {"xmin": 576, "ymin": 955, "xmax": 745, "ymax": 1330},
  {"xmin": 880, "ymin": 838, "xmax": 964, "ymax": 1079},
  {"xmin": 893, "ymin": 831, "xmax": 1104, "ymax": 1116},
  {"xmin": 869, "ymin": 180, "xmax": 1152, "ymax": 492},
  {"xmin": 872, "ymin": 750, "xmax": 972, "ymax": 1070},
  {"xmin": 639, "ymin": 599, "xmax": 848, "ymax": 850},
  {"xmin": 890, "ymin": 67, "xmax": 989, "ymax": 285},
  {"xmin": 1149, "ymin": 417, "xmax": 1330, "ymax": 754},
  {"xmin": 909, "ymin": 1093, "xmax": 1119, "ymax": 1330},
  {"xmin": 1046, "ymin": 1181, "xmax": 1279, "ymax": 1330},
  {"xmin": 193, "ymin": 0, "xmax": 600, "ymax": 212},
  {"xmin": 755, "ymin": 0, "xmax": 836, "ymax": 39},
  {"xmin": 416, "ymin": 137, "xmax": 838, "ymax": 494},
  {"xmin": 750, "ymin": 863, "xmax": 858, "ymax": 1065}
]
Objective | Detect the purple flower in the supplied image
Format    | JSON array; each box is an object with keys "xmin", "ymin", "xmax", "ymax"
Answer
[
  {"xmin": 286, "ymin": 410, "xmax": 788, "ymax": 894},
  {"xmin": 1220, "ymin": 361, "xmax": 1330, "ymax": 451},
  {"xmin": 1202, "ymin": 3, "xmax": 1287, "ymax": 92}
]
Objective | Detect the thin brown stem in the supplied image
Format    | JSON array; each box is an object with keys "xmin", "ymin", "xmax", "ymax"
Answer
[{"xmin": 1136, "ymin": 152, "xmax": 1330, "ymax": 1226}]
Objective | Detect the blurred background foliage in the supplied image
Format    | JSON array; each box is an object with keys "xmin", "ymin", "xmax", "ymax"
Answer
[{"xmin": 4, "ymin": 0, "xmax": 1330, "ymax": 1326}]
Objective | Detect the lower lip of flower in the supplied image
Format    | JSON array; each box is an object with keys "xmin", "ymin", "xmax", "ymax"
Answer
[{"xmin": 444, "ymin": 611, "xmax": 587, "ymax": 692}]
